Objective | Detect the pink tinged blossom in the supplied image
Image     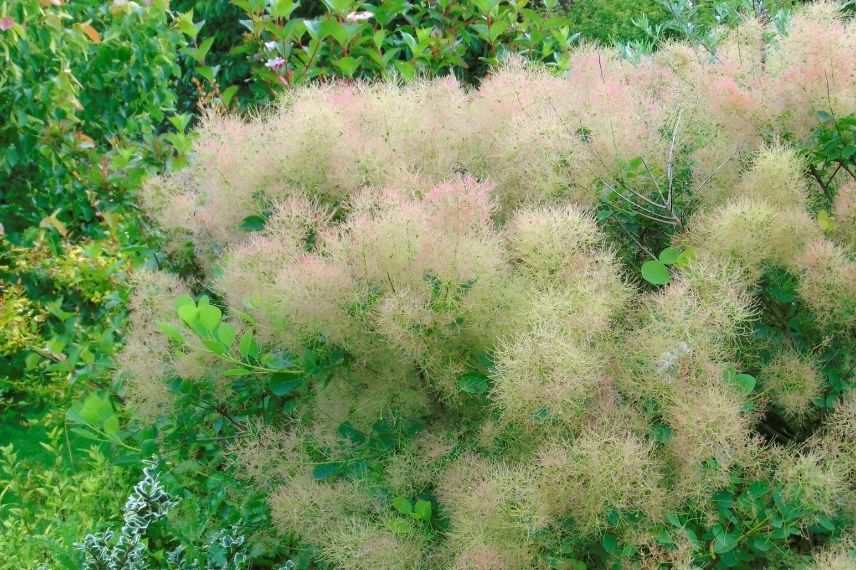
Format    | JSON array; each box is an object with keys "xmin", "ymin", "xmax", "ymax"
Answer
[
  {"xmin": 329, "ymin": 85, "xmax": 357, "ymax": 109},
  {"xmin": 0, "ymin": 16, "xmax": 14, "ymax": 31},
  {"xmin": 424, "ymin": 177, "xmax": 495, "ymax": 233},
  {"xmin": 345, "ymin": 11, "xmax": 373, "ymax": 22},
  {"xmin": 265, "ymin": 57, "xmax": 286, "ymax": 71}
]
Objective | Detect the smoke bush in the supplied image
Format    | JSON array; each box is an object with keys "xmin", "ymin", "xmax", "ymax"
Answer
[{"xmin": 125, "ymin": 3, "xmax": 856, "ymax": 567}]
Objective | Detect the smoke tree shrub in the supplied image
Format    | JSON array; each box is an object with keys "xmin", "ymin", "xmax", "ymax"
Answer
[{"xmin": 124, "ymin": 3, "xmax": 856, "ymax": 568}]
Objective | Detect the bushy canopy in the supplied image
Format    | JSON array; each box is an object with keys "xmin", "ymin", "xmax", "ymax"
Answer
[{"xmin": 125, "ymin": 3, "xmax": 856, "ymax": 567}]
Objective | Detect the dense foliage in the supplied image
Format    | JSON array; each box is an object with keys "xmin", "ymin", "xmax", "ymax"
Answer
[
  {"xmin": 3, "ymin": 0, "xmax": 854, "ymax": 569},
  {"xmin": 118, "ymin": 3, "xmax": 856, "ymax": 568}
]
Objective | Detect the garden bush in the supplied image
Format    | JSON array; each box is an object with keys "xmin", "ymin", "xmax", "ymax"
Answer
[
  {"xmin": 0, "ymin": 0, "xmax": 203, "ymax": 235},
  {"xmin": 219, "ymin": 0, "xmax": 799, "ymax": 101},
  {"xmin": 111, "ymin": 2, "xmax": 856, "ymax": 568}
]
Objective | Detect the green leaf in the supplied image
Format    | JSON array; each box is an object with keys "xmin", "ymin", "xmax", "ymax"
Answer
[
  {"xmin": 198, "ymin": 303, "xmax": 222, "ymax": 332},
  {"xmin": 158, "ymin": 322, "xmax": 185, "ymax": 344},
  {"xmin": 749, "ymin": 535, "xmax": 772, "ymax": 552},
  {"xmin": 269, "ymin": 0, "xmax": 299, "ymax": 19},
  {"xmin": 217, "ymin": 323, "xmax": 237, "ymax": 347},
  {"xmin": 175, "ymin": 10, "xmax": 203, "ymax": 39},
  {"xmin": 656, "ymin": 529, "xmax": 675, "ymax": 546},
  {"xmin": 178, "ymin": 304, "xmax": 198, "ymax": 326},
  {"xmin": 413, "ymin": 499, "xmax": 432, "ymax": 521},
  {"xmin": 713, "ymin": 532, "xmax": 739, "ymax": 554},
  {"xmin": 641, "ymin": 260, "xmax": 670, "ymax": 285},
  {"xmin": 312, "ymin": 462, "xmax": 342, "ymax": 481},
  {"xmin": 674, "ymin": 246, "xmax": 697, "ymax": 268},
  {"xmin": 195, "ymin": 65, "xmax": 218, "ymax": 83},
  {"xmin": 77, "ymin": 393, "xmax": 113, "ymax": 426},
  {"xmin": 103, "ymin": 415, "xmax": 121, "ymax": 438},
  {"xmin": 334, "ymin": 56, "xmax": 361, "ymax": 78},
  {"xmin": 601, "ymin": 533, "xmax": 619, "ymax": 555},
  {"xmin": 817, "ymin": 209, "xmax": 837, "ymax": 233},
  {"xmin": 182, "ymin": 36, "xmax": 215, "ymax": 64},
  {"xmin": 732, "ymin": 373, "xmax": 756, "ymax": 394},
  {"xmin": 319, "ymin": 19, "xmax": 351, "ymax": 45},
  {"xmin": 239, "ymin": 331, "xmax": 258, "ymax": 359},
  {"xmin": 666, "ymin": 512, "xmax": 682, "ymax": 528},
  {"xmin": 392, "ymin": 496, "xmax": 413, "ymax": 515},
  {"xmin": 658, "ymin": 246, "xmax": 682, "ymax": 265},
  {"xmin": 394, "ymin": 60, "xmax": 416, "ymax": 81},
  {"xmin": 321, "ymin": 0, "xmax": 354, "ymax": 16},
  {"xmin": 270, "ymin": 375, "xmax": 302, "ymax": 397},
  {"xmin": 458, "ymin": 372, "xmax": 489, "ymax": 395},
  {"xmin": 336, "ymin": 421, "xmax": 366, "ymax": 444},
  {"xmin": 203, "ymin": 338, "xmax": 228, "ymax": 355},
  {"xmin": 240, "ymin": 214, "xmax": 266, "ymax": 232},
  {"xmin": 175, "ymin": 293, "xmax": 196, "ymax": 310},
  {"xmin": 221, "ymin": 85, "xmax": 240, "ymax": 107}
]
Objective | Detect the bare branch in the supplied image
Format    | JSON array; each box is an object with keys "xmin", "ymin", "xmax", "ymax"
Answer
[{"xmin": 666, "ymin": 109, "xmax": 683, "ymax": 209}]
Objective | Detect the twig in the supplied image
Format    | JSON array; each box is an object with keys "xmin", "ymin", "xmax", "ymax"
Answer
[
  {"xmin": 666, "ymin": 109, "xmax": 683, "ymax": 209},
  {"xmin": 605, "ymin": 183, "xmax": 679, "ymax": 224},
  {"xmin": 694, "ymin": 152, "xmax": 736, "ymax": 194},
  {"xmin": 640, "ymin": 156, "xmax": 668, "ymax": 206}
]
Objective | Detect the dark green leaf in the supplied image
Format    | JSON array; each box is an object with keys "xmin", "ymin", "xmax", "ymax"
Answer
[
  {"xmin": 240, "ymin": 214, "xmax": 266, "ymax": 232},
  {"xmin": 270, "ymin": 375, "xmax": 302, "ymax": 396},
  {"xmin": 312, "ymin": 462, "xmax": 342, "ymax": 481},
  {"xmin": 458, "ymin": 372, "xmax": 489, "ymax": 395},
  {"xmin": 713, "ymin": 532, "xmax": 739, "ymax": 554}
]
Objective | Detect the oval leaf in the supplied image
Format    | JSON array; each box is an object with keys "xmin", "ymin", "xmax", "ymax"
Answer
[
  {"xmin": 240, "ymin": 214, "xmax": 266, "ymax": 232},
  {"xmin": 732, "ymin": 373, "xmax": 756, "ymax": 394},
  {"xmin": 658, "ymin": 246, "xmax": 682, "ymax": 265},
  {"xmin": 641, "ymin": 260, "xmax": 670, "ymax": 285}
]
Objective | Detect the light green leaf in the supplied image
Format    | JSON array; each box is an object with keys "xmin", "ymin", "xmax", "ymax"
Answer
[
  {"xmin": 239, "ymin": 331, "xmax": 258, "ymax": 359},
  {"xmin": 392, "ymin": 496, "xmax": 413, "ymax": 515},
  {"xmin": 674, "ymin": 246, "xmax": 697, "ymax": 268},
  {"xmin": 269, "ymin": 0, "xmax": 299, "ymax": 19},
  {"xmin": 221, "ymin": 85, "xmax": 239, "ymax": 107},
  {"xmin": 175, "ymin": 293, "xmax": 195, "ymax": 310},
  {"xmin": 394, "ymin": 60, "xmax": 415, "ymax": 81},
  {"xmin": 103, "ymin": 415, "xmax": 121, "ymax": 438},
  {"xmin": 158, "ymin": 322, "xmax": 185, "ymax": 344},
  {"xmin": 413, "ymin": 499, "xmax": 432, "ymax": 521},
  {"xmin": 334, "ymin": 56, "xmax": 361, "ymax": 78},
  {"xmin": 817, "ymin": 209, "xmax": 837, "ymax": 233},
  {"xmin": 731, "ymin": 373, "xmax": 756, "ymax": 395},
  {"xmin": 176, "ymin": 10, "xmax": 203, "ymax": 39},
  {"xmin": 641, "ymin": 260, "xmax": 670, "ymax": 285},
  {"xmin": 178, "ymin": 304, "xmax": 198, "ymax": 326},
  {"xmin": 78, "ymin": 393, "xmax": 113, "ymax": 426},
  {"xmin": 217, "ymin": 323, "xmax": 237, "ymax": 347},
  {"xmin": 658, "ymin": 246, "xmax": 682, "ymax": 265},
  {"xmin": 198, "ymin": 303, "xmax": 222, "ymax": 332}
]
